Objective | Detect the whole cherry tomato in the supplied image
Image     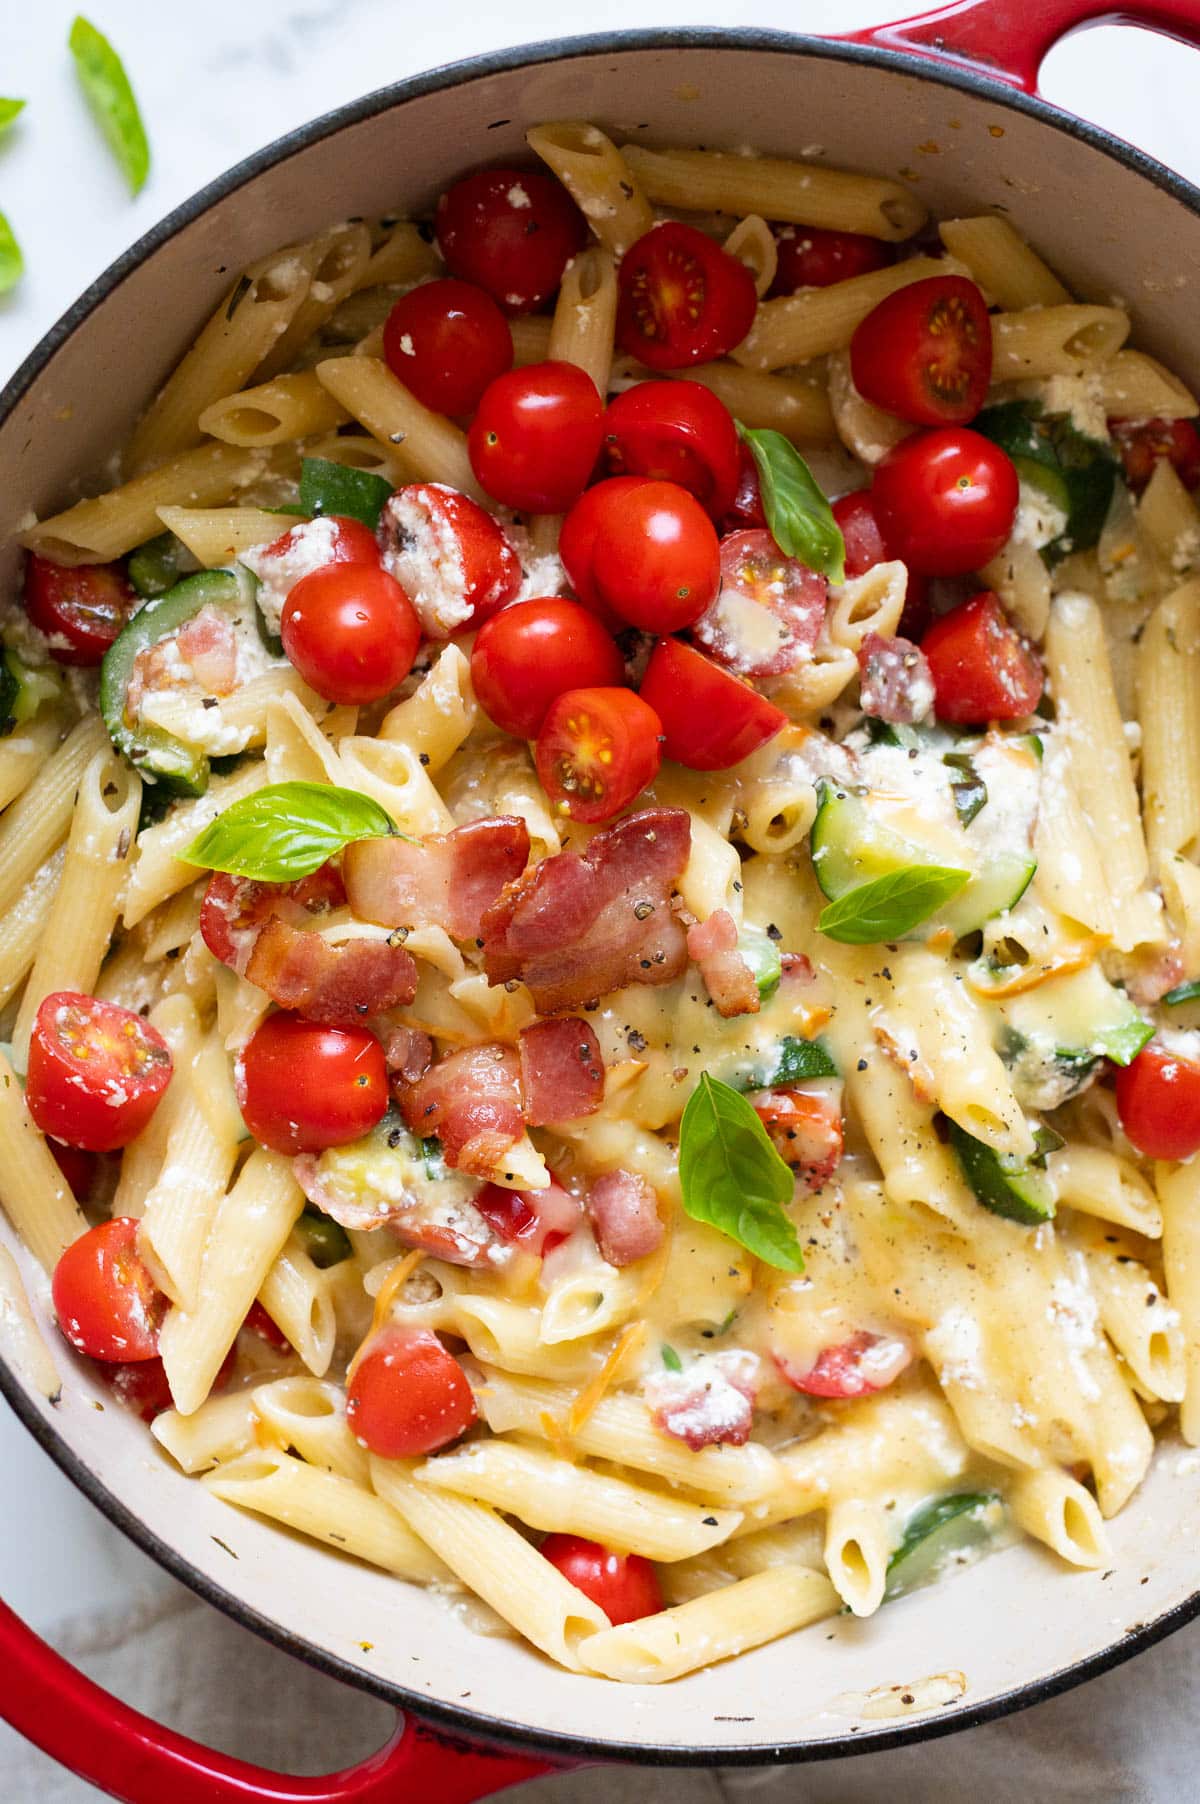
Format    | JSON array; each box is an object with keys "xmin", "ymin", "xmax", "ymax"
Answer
[
  {"xmin": 236, "ymin": 1013, "xmax": 388, "ymax": 1155},
  {"xmin": 282, "ymin": 563, "xmax": 421, "ymax": 705},
  {"xmin": 346, "ymin": 1326, "xmax": 477, "ymax": 1457},
  {"xmin": 539, "ymin": 1534, "xmax": 663, "ymax": 1626},
  {"xmin": 769, "ymin": 225, "xmax": 891, "ymax": 295},
  {"xmin": 921, "ymin": 590, "xmax": 1043, "ymax": 723},
  {"xmin": 586, "ymin": 480, "xmax": 720, "ymax": 633},
  {"xmin": 435, "ymin": 168, "xmax": 586, "ymax": 315},
  {"xmin": 831, "ymin": 488, "xmax": 931, "ymax": 639},
  {"xmin": 382, "ymin": 277, "xmax": 513, "ymax": 416},
  {"xmin": 1116, "ymin": 1042, "xmax": 1200, "ymax": 1160},
  {"xmin": 535, "ymin": 686, "xmax": 663, "ymax": 822},
  {"xmin": 692, "ymin": 529, "xmax": 827, "ymax": 678},
  {"xmin": 851, "ymin": 276, "xmax": 993, "ymax": 426},
  {"xmin": 774, "ymin": 1329, "xmax": 913, "ymax": 1399},
  {"xmin": 470, "ymin": 598, "xmax": 624, "ymax": 739},
  {"xmin": 559, "ymin": 476, "xmax": 653, "ymax": 620},
  {"xmin": 871, "ymin": 426, "xmax": 1019, "ymax": 576},
  {"xmin": 24, "ymin": 555, "xmax": 136, "ymax": 665},
  {"xmin": 1110, "ymin": 417, "xmax": 1200, "ymax": 495},
  {"xmin": 639, "ymin": 637, "xmax": 786, "ymax": 771},
  {"xmin": 378, "ymin": 483, "xmax": 521, "ymax": 639},
  {"xmin": 469, "ymin": 362, "xmax": 604, "ymax": 513},
  {"xmin": 616, "ymin": 222, "xmax": 758, "ymax": 371},
  {"xmin": 601, "ymin": 380, "xmax": 740, "ymax": 518},
  {"xmin": 52, "ymin": 1218, "xmax": 165, "ymax": 1363},
  {"xmin": 27, "ymin": 993, "xmax": 173, "ymax": 1152}
]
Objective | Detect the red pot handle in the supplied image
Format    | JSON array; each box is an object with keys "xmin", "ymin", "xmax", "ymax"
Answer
[
  {"xmin": 839, "ymin": 0, "xmax": 1200, "ymax": 94},
  {"xmin": 0, "ymin": 1597, "xmax": 559, "ymax": 1804}
]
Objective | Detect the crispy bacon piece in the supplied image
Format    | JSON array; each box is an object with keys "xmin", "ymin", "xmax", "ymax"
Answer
[
  {"xmin": 381, "ymin": 1024, "xmax": 434, "ymax": 1085},
  {"xmin": 686, "ymin": 909, "xmax": 759, "ymax": 1019},
  {"xmin": 519, "ymin": 1018, "xmax": 605, "ymax": 1125},
  {"xmin": 586, "ymin": 1169, "xmax": 663, "ymax": 1267},
  {"xmin": 343, "ymin": 816, "xmax": 531, "ymax": 942},
  {"xmin": 293, "ymin": 1151, "xmax": 498, "ymax": 1265},
  {"xmin": 857, "ymin": 631, "xmax": 934, "ymax": 724},
  {"xmin": 200, "ymin": 867, "xmax": 346, "ymax": 975},
  {"xmin": 480, "ymin": 808, "xmax": 691, "ymax": 1013},
  {"xmin": 644, "ymin": 1351, "xmax": 758, "ymax": 1450},
  {"xmin": 397, "ymin": 1043, "xmax": 524, "ymax": 1176},
  {"xmin": 780, "ymin": 950, "xmax": 815, "ymax": 987},
  {"xmin": 244, "ymin": 920, "xmax": 418, "ymax": 1027}
]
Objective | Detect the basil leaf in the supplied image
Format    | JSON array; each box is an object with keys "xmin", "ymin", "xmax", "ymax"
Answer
[
  {"xmin": 943, "ymin": 751, "xmax": 988, "ymax": 828},
  {"xmin": 818, "ymin": 865, "xmax": 970, "ymax": 945},
  {"xmin": 661, "ymin": 1344, "xmax": 682, "ymax": 1373},
  {"xmin": 0, "ymin": 99, "xmax": 25, "ymax": 134},
  {"xmin": 0, "ymin": 212, "xmax": 22, "ymax": 296},
  {"xmin": 300, "ymin": 457, "xmax": 392, "ymax": 531},
  {"xmin": 69, "ymin": 16, "xmax": 150, "ymax": 196},
  {"xmin": 771, "ymin": 1035, "xmax": 838, "ymax": 1083},
  {"xmin": 1164, "ymin": 978, "xmax": 1200, "ymax": 1008},
  {"xmin": 679, "ymin": 1073, "xmax": 803, "ymax": 1273},
  {"xmin": 737, "ymin": 424, "xmax": 845, "ymax": 583},
  {"xmin": 182, "ymin": 781, "xmax": 398, "ymax": 881}
]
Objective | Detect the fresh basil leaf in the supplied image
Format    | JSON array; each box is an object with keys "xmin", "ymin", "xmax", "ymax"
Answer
[
  {"xmin": 1164, "ymin": 978, "xmax": 1200, "ymax": 1008},
  {"xmin": 818, "ymin": 865, "xmax": 969, "ymax": 945},
  {"xmin": 0, "ymin": 211, "xmax": 22, "ymax": 295},
  {"xmin": 679, "ymin": 1073, "xmax": 803, "ymax": 1273},
  {"xmin": 300, "ymin": 457, "xmax": 392, "ymax": 531},
  {"xmin": 0, "ymin": 99, "xmax": 25, "ymax": 134},
  {"xmin": 737, "ymin": 424, "xmax": 845, "ymax": 583},
  {"xmin": 182, "ymin": 781, "xmax": 398, "ymax": 881},
  {"xmin": 661, "ymin": 1344, "xmax": 682, "ymax": 1373},
  {"xmin": 771, "ymin": 1036, "xmax": 839, "ymax": 1083},
  {"xmin": 69, "ymin": 16, "xmax": 150, "ymax": 196},
  {"xmin": 943, "ymin": 751, "xmax": 988, "ymax": 828}
]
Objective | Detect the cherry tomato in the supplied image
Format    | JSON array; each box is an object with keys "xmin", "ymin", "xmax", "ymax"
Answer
[
  {"xmin": 535, "ymin": 686, "xmax": 662, "ymax": 822},
  {"xmin": 769, "ymin": 225, "xmax": 891, "ymax": 296},
  {"xmin": 539, "ymin": 1534, "xmax": 663, "ymax": 1626},
  {"xmin": 639, "ymin": 637, "xmax": 786, "ymax": 771},
  {"xmin": 382, "ymin": 277, "xmax": 513, "ymax": 417},
  {"xmin": 24, "ymin": 555, "xmax": 136, "ymax": 666},
  {"xmin": 471, "ymin": 599, "xmax": 624, "ymax": 740},
  {"xmin": 921, "ymin": 590, "xmax": 1043, "ymax": 723},
  {"xmin": 436, "ymin": 168, "xmax": 586, "ymax": 316},
  {"xmin": 775, "ymin": 1330, "xmax": 913, "ymax": 1400},
  {"xmin": 832, "ymin": 488, "xmax": 930, "ymax": 639},
  {"xmin": 379, "ymin": 483, "xmax": 522, "ymax": 639},
  {"xmin": 346, "ymin": 1325, "xmax": 476, "ymax": 1457},
  {"xmin": 1110, "ymin": 417, "xmax": 1200, "ymax": 495},
  {"xmin": 199, "ymin": 865, "xmax": 346, "ymax": 970},
  {"xmin": 559, "ymin": 476, "xmax": 653, "ymax": 620},
  {"xmin": 693, "ymin": 529, "xmax": 827, "ymax": 678},
  {"xmin": 851, "ymin": 276, "xmax": 992, "ymax": 427},
  {"xmin": 601, "ymin": 381, "xmax": 740, "ymax": 519},
  {"xmin": 258, "ymin": 514, "xmax": 380, "ymax": 572},
  {"xmin": 236, "ymin": 1013, "xmax": 388, "ymax": 1155},
  {"xmin": 872, "ymin": 426, "xmax": 1019, "ymax": 576},
  {"xmin": 469, "ymin": 362, "xmax": 604, "ymax": 513},
  {"xmin": 586, "ymin": 480, "xmax": 720, "ymax": 633},
  {"xmin": 616, "ymin": 222, "xmax": 758, "ymax": 371},
  {"xmin": 244, "ymin": 1298, "xmax": 292, "ymax": 1353},
  {"xmin": 281, "ymin": 563, "xmax": 421, "ymax": 705},
  {"xmin": 50, "ymin": 1140, "xmax": 98, "ymax": 1201},
  {"xmin": 52, "ymin": 1218, "xmax": 165, "ymax": 1362},
  {"xmin": 101, "ymin": 1341, "xmax": 236, "ymax": 1424},
  {"xmin": 474, "ymin": 1178, "xmax": 579, "ymax": 1257},
  {"xmin": 718, "ymin": 443, "xmax": 767, "ymax": 534},
  {"xmin": 1116, "ymin": 1042, "xmax": 1200, "ymax": 1160},
  {"xmin": 750, "ymin": 1087, "xmax": 844, "ymax": 1190},
  {"xmin": 27, "ymin": 993, "xmax": 173, "ymax": 1153}
]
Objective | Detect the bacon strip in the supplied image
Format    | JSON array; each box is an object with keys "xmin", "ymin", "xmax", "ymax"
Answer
[
  {"xmin": 481, "ymin": 808, "xmax": 691, "ymax": 1014},
  {"xmin": 519, "ymin": 1018, "xmax": 605, "ymax": 1125},
  {"xmin": 244, "ymin": 919, "xmax": 418, "ymax": 1027},
  {"xmin": 587, "ymin": 1169, "xmax": 663, "ymax": 1267},
  {"xmin": 686, "ymin": 908, "xmax": 759, "ymax": 1019},
  {"xmin": 343, "ymin": 816, "xmax": 531, "ymax": 942},
  {"xmin": 397, "ymin": 1043, "xmax": 524, "ymax": 1177}
]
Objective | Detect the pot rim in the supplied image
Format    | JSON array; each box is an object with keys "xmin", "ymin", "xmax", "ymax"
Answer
[{"xmin": 5, "ymin": 22, "xmax": 1200, "ymax": 1767}]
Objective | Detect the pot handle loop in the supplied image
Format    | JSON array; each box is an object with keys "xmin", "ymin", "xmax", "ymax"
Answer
[
  {"xmin": 0, "ymin": 1597, "xmax": 556, "ymax": 1804},
  {"xmin": 838, "ymin": 0, "xmax": 1200, "ymax": 94}
]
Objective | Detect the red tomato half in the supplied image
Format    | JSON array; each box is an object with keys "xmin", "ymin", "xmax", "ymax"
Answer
[
  {"xmin": 1116, "ymin": 1042, "xmax": 1200, "ymax": 1161},
  {"xmin": 851, "ymin": 276, "xmax": 992, "ymax": 426},
  {"xmin": 750, "ymin": 1087, "xmax": 844, "ymax": 1191},
  {"xmin": 469, "ymin": 362, "xmax": 604, "ymax": 513},
  {"xmin": 282, "ymin": 563, "xmax": 421, "ymax": 705},
  {"xmin": 382, "ymin": 277, "xmax": 513, "ymax": 417},
  {"xmin": 539, "ymin": 1534, "xmax": 663, "ymax": 1626},
  {"xmin": 692, "ymin": 529, "xmax": 827, "ymax": 678},
  {"xmin": 27, "ymin": 993, "xmax": 173, "ymax": 1152},
  {"xmin": 871, "ymin": 427, "xmax": 1019, "ymax": 576},
  {"xmin": 535, "ymin": 686, "xmax": 662, "ymax": 822},
  {"xmin": 244, "ymin": 1298, "xmax": 292, "ymax": 1353},
  {"xmin": 52, "ymin": 1218, "xmax": 165, "ymax": 1363},
  {"xmin": 718, "ymin": 444, "xmax": 767, "ymax": 535},
  {"xmin": 921, "ymin": 591, "xmax": 1043, "ymax": 723},
  {"xmin": 258, "ymin": 514, "xmax": 380, "ymax": 572},
  {"xmin": 474, "ymin": 1178, "xmax": 580, "ymax": 1257},
  {"xmin": 601, "ymin": 381, "xmax": 740, "ymax": 519},
  {"xmin": 346, "ymin": 1326, "xmax": 477, "ymax": 1457},
  {"xmin": 616, "ymin": 222, "xmax": 758, "ymax": 371},
  {"xmin": 236, "ymin": 1013, "xmax": 388, "ymax": 1155},
  {"xmin": 770, "ymin": 225, "xmax": 891, "ymax": 295},
  {"xmin": 587, "ymin": 481, "xmax": 720, "ymax": 633},
  {"xmin": 435, "ymin": 168, "xmax": 586, "ymax": 315},
  {"xmin": 831, "ymin": 489, "xmax": 931, "ymax": 639},
  {"xmin": 379, "ymin": 483, "xmax": 522, "ymax": 639},
  {"xmin": 24, "ymin": 555, "xmax": 137, "ymax": 666},
  {"xmin": 639, "ymin": 637, "xmax": 786, "ymax": 771},
  {"xmin": 559, "ymin": 476, "xmax": 653, "ymax": 620},
  {"xmin": 776, "ymin": 1330, "xmax": 913, "ymax": 1400},
  {"xmin": 1110, "ymin": 417, "xmax": 1200, "ymax": 495},
  {"xmin": 470, "ymin": 599, "xmax": 624, "ymax": 740}
]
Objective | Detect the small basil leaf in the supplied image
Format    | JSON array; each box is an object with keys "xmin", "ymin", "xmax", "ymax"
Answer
[
  {"xmin": 300, "ymin": 457, "xmax": 392, "ymax": 531},
  {"xmin": 0, "ymin": 99, "xmax": 25, "ymax": 134},
  {"xmin": 182, "ymin": 781, "xmax": 399, "ymax": 881},
  {"xmin": 679, "ymin": 1073, "xmax": 803, "ymax": 1274},
  {"xmin": 661, "ymin": 1344, "xmax": 683, "ymax": 1373},
  {"xmin": 737, "ymin": 424, "xmax": 845, "ymax": 583},
  {"xmin": 771, "ymin": 1035, "xmax": 839, "ymax": 1083},
  {"xmin": 1164, "ymin": 979, "xmax": 1200, "ymax": 1008},
  {"xmin": 69, "ymin": 16, "xmax": 150, "ymax": 196},
  {"xmin": 944, "ymin": 752, "xmax": 988, "ymax": 828},
  {"xmin": 818, "ymin": 865, "xmax": 970, "ymax": 945},
  {"xmin": 0, "ymin": 211, "xmax": 23, "ymax": 296}
]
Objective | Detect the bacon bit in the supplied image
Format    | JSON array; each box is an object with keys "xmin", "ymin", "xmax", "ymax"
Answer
[
  {"xmin": 857, "ymin": 631, "xmax": 934, "ymax": 724},
  {"xmin": 873, "ymin": 1023, "xmax": 937, "ymax": 1103},
  {"xmin": 244, "ymin": 919, "xmax": 418, "ymax": 1026},
  {"xmin": 587, "ymin": 1169, "xmax": 664, "ymax": 1266},
  {"xmin": 687, "ymin": 909, "xmax": 760, "ymax": 1019},
  {"xmin": 518, "ymin": 1017, "xmax": 606, "ymax": 1124},
  {"xmin": 343, "ymin": 817, "xmax": 531, "ymax": 943},
  {"xmin": 397, "ymin": 1042, "xmax": 524, "ymax": 1175},
  {"xmin": 567, "ymin": 1320, "xmax": 648, "ymax": 1436},
  {"xmin": 381, "ymin": 1024, "xmax": 434, "ymax": 1085},
  {"xmin": 968, "ymin": 934, "xmax": 1111, "ymax": 999},
  {"xmin": 780, "ymin": 951, "xmax": 815, "ymax": 986}
]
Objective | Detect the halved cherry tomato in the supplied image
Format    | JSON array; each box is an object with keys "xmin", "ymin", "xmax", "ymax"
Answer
[
  {"xmin": 559, "ymin": 476, "xmax": 652, "ymax": 620},
  {"xmin": 382, "ymin": 277, "xmax": 512, "ymax": 416},
  {"xmin": 474, "ymin": 1177, "xmax": 580, "ymax": 1257},
  {"xmin": 102, "ymin": 1341, "xmax": 236, "ymax": 1424},
  {"xmin": 470, "ymin": 599, "xmax": 624, "ymax": 740},
  {"xmin": 539, "ymin": 1534, "xmax": 663, "ymax": 1626},
  {"xmin": 257, "ymin": 514, "xmax": 380, "ymax": 574},
  {"xmin": 535, "ymin": 686, "xmax": 662, "ymax": 822},
  {"xmin": 199, "ymin": 865, "xmax": 346, "ymax": 970},
  {"xmin": 775, "ymin": 1330, "xmax": 913, "ymax": 1399},
  {"xmin": 871, "ymin": 426, "xmax": 1019, "ymax": 576},
  {"xmin": 50, "ymin": 1140, "xmax": 98, "ymax": 1201},
  {"xmin": 24, "ymin": 555, "xmax": 137, "ymax": 665},
  {"xmin": 921, "ymin": 590, "xmax": 1043, "ymax": 723},
  {"xmin": 378, "ymin": 483, "xmax": 522, "ymax": 639},
  {"xmin": 616, "ymin": 222, "xmax": 758, "ymax": 371},
  {"xmin": 693, "ymin": 529, "xmax": 827, "ymax": 677},
  {"xmin": 1116, "ymin": 1042, "xmax": 1200, "ymax": 1160},
  {"xmin": 281, "ymin": 563, "xmax": 421, "ymax": 705},
  {"xmin": 27, "ymin": 993, "xmax": 173, "ymax": 1153},
  {"xmin": 851, "ymin": 276, "xmax": 992, "ymax": 427},
  {"xmin": 52, "ymin": 1218, "xmax": 165, "ymax": 1362},
  {"xmin": 639, "ymin": 637, "xmax": 786, "ymax": 771},
  {"xmin": 832, "ymin": 488, "xmax": 931, "ymax": 639},
  {"xmin": 236, "ymin": 1013, "xmax": 388, "ymax": 1155},
  {"xmin": 346, "ymin": 1325, "xmax": 476, "ymax": 1457},
  {"xmin": 718, "ymin": 443, "xmax": 767, "ymax": 534},
  {"xmin": 586, "ymin": 480, "xmax": 720, "ymax": 633},
  {"xmin": 769, "ymin": 225, "xmax": 891, "ymax": 295},
  {"xmin": 750, "ymin": 1087, "xmax": 844, "ymax": 1191},
  {"xmin": 601, "ymin": 380, "xmax": 740, "ymax": 518},
  {"xmin": 469, "ymin": 362, "xmax": 604, "ymax": 513},
  {"xmin": 435, "ymin": 168, "xmax": 586, "ymax": 315},
  {"xmin": 1110, "ymin": 417, "xmax": 1200, "ymax": 495}
]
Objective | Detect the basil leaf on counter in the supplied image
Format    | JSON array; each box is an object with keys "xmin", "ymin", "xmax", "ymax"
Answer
[
  {"xmin": 69, "ymin": 16, "xmax": 150, "ymax": 196},
  {"xmin": 183, "ymin": 781, "xmax": 399, "ymax": 881},
  {"xmin": 0, "ymin": 212, "xmax": 23, "ymax": 296},
  {"xmin": 679, "ymin": 1073, "xmax": 803, "ymax": 1273},
  {"xmin": 0, "ymin": 99, "xmax": 25, "ymax": 134},
  {"xmin": 818, "ymin": 865, "xmax": 970, "ymax": 945},
  {"xmin": 737, "ymin": 424, "xmax": 845, "ymax": 583},
  {"xmin": 300, "ymin": 457, "xmax": 393, "ymax": 531}
]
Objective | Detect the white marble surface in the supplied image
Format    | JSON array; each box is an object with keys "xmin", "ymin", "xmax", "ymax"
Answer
[{"xmin": 2, "ymin": 1, "xmax": 1200, "ymax": 1794}]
